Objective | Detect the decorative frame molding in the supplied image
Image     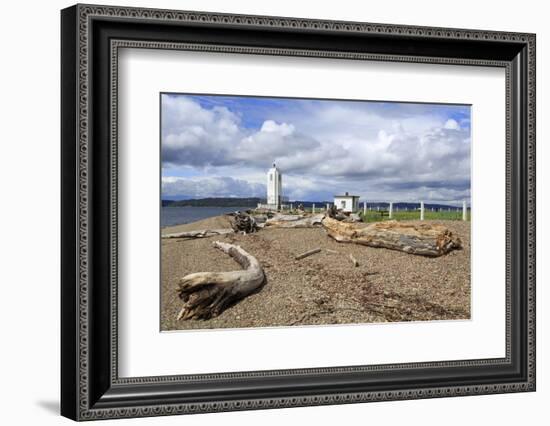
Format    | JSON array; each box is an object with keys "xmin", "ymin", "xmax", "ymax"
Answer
[{"xmin": 61, "ymin": 4, "xmax": 535, "ymax": 421}]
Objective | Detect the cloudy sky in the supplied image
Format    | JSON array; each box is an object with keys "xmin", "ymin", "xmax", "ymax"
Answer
[{"xmin": 161, "ymin": 93, "xmax": 471, "ymax": 205}]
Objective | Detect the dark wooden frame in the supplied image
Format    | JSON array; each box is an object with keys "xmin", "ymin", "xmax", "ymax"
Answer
[{"xmin": 61, "ymin": 4, "xmax": 536, "ymax": 421}]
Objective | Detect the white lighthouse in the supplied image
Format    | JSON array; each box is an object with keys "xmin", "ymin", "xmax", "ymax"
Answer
[{"xmin": 266, "ymin": 162, "xmax": 283, "ymax": 210}]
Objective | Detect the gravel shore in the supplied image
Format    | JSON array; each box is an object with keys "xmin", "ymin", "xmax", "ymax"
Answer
[{"xmin": 161, "ymin": 217, "xmax": 470, "ymax": 331}]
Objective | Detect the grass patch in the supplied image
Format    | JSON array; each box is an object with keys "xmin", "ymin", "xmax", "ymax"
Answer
[{"xmin": 360, "ymin": 210, "xmax": 470, "ymax": 223}]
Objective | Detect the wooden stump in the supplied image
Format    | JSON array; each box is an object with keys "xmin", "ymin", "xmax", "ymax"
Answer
[{"xmin": 230, "ymin": 211, "xmax": 258, "ymax": 233}]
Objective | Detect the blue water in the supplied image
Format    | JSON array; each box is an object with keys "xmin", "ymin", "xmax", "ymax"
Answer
[{"xmin": 161, "ymin": 206, "xmax": 252, "ymax": 227}]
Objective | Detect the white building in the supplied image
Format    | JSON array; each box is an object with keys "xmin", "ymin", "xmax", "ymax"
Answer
[
  {"xmin": 334, "ymin": 192, "xmax": 360, "ymax": 213},
  {"xmin": 258, "ymin": 162, "xmax": 283, "ymax": 210}
]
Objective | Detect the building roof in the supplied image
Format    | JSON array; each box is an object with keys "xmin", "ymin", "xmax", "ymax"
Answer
[{"xmin": 334, "ymin": 193, "xmax": 360, "ymax": 198}]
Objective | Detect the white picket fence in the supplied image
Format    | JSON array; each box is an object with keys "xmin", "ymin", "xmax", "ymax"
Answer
[
  {"xmin": 331, "ymin": 200, "xmax": 469, "ymax": 221},
  {"xmin": 283, "ymin": 200, "xmax": 469, "ymax": 221}
]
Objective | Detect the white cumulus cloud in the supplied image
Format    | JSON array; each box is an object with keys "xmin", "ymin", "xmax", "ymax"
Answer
[
  {"xmin": 161, "ymin": 95, "xmax": 471, "ymax": 204},
  {"xmin": 162, "ymin": 176, "xmax": 266, "ymax": 199},
  {"xmin": 443, "ymin": 118, "xmax": 460, "ymax": 130}
]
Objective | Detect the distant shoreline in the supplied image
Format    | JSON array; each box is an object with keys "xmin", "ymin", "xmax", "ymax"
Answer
[
  {"xmin": 163, "ymin": 205, "xmax": 253, "ymax": 208},
  {"xmin": 162, "ymin": 214, "xmax": 234, "ymax": 234},
  {"xmin": 162, "ymin": 197, "xmax": 261, "ymax": 208},
  {"xmin": 161, "ymin": 205, "xmax": 251, "ymax": 228}
]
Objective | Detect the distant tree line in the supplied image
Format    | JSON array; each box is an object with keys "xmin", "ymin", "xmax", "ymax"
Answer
[
  {"xmin": 162, "ymin": 198, "xmax": 468, "ymax": 210},
  {"xmin": 162, "ymin": 197, "xmax": 262, "ymax": 207}
]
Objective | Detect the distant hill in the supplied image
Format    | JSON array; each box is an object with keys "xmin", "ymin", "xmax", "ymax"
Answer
[
  {"xmin": 162, "ymin": 197, "xmax": 262, "ymax": 207},
  {"xmin": 360, "ymin": 202, "xmax": 466, "ymax": 210},
  {"xmin": 161, "ymin": 198, "xmax": 466, "ymax": 210}
]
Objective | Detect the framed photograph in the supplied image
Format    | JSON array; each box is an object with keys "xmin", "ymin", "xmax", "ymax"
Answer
[{"xmin": 61, "ymin": 4, "xmax": 536, "ymax": 421}]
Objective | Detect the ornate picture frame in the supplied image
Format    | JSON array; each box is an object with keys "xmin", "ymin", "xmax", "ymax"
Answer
[{"xmin": 61, "ymin": 4, "xmax": 535, "ymax": 421}]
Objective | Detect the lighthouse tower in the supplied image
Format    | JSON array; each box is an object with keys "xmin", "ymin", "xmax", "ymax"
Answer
[{"xmin": 266, "ymin": 162, "xmax": 282, "ymax": 210}]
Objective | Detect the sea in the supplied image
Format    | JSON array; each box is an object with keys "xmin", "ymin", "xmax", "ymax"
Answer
[{"xmin": 161, "ymin": 206, "xmax": 252, "ymax": 228}]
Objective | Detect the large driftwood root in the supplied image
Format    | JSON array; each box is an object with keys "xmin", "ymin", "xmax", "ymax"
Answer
[
  {"xmin": 176, "ymin": 241, "xmax": 265, "ymax": 320},
  {"xmin": 229, "ymin": 211, "xmax": 259, "ymax": 234},
  {"xmin": 322, "ymin": 217, "xmax": 462, "ymax": 257},
  {"xmin": 327, "ymin": 205, "xmax": 348, "ymax": 221}
]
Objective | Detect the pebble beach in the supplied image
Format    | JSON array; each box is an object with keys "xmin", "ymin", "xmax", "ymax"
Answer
[{"xmin": 160, "ymin": 216, "xmax": 471, "ymax": 331}]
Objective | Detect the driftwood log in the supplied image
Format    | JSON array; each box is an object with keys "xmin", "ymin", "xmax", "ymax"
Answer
[
  {"xmin": 266, "ymin": 214, "xmax": 303, "ymax": 222},
  {"xmin": 266, "ymin": 213, "xmax": 325, "ymax": 228},
  {"xmin": 162, "ymin": 229, "xmax": 234, "ymax": 239},
  {"xmin": 176, "ymin": 241, "xmax": 265, "ymax": 320},
  {"xmin": 322, "ymin": 217, "xmax": 462, "ymax": 257}
]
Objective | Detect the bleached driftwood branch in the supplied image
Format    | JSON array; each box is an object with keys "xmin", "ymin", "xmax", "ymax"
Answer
[
  {"xmin": 176, "ymin": 241, "xmax": 265, "ymax": 320},
  {"xmin": 322, "ymin": 217, "xmax": 462, "ymax": 257},
  {"xmin": 295, "ymin": 247, "xmax": 321, "ymax": 260},
  {"xmin": 266, "ymin": 213, "xmax": 325, "ymax": 228},
  {"xmin": 349, "ymin": 253, "xmax": 359, "ymax": 267},
  {"xmin": 162, "ymin": 229, "xmax": 234, "ymax": 239}
]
